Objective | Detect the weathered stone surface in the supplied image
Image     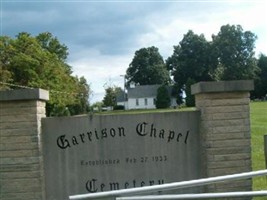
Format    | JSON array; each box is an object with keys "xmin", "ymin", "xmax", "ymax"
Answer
[
  {"xmin": 207, "ymin": 153, "xmax": 251, "ymax": 162},
  {"xmin": 206, "ymin": 146, "xmax": 251, "ymax": 155},
  {"xmin": 206, "ymin": 132, "xmax": 250, "ymax": 141},
  {"xmin": 207, "ymin": 166, "xmax": 251, "ymax": 177},
  {"xmin": 0, "ymin": 163, "xmax": 41, "ymax": 172},
  {"xmin": 1, "ymin": 178, "xmax": 42, "ymax": 192},
  {"xmin": 1, "ymin": 171, "xmax": 41, "ymax": 179},
  {"xmin": 0, "ymin": 88, "xmax": 49, "ymax": 101},
  {"xmin": 212, "ymin": 112, "xmax": 249, "ymax": 120},
  {"xmin": 0, "ymin": 128, "xmax": 38, "ymax": 137},
  {"xmin": 0, "ymin": 192, "xmax": 43, "ymax": 200},
  {"xmin": 0, "ymin": 121, "xmax": 38, "ymax": 130},
  {"xmin": 0, "ymin": 89, "xmax": 48, "ymax": 200},
  {"xmin": 204, "ymin": 119, "xmax": 250, "ymax": 127},
  {"xmin": 0, "ymin": 149, "xmax": 39, "ymax": 158},
  {"xmin": 191, "ymin": 80, "xmax": 254, "ymax": 95},
  {"xmin": 1, "ymin": 157, "xmax": 40, "ymax": 165},
  {"xmin": 0, "ymin": 84, "xmax": 254, "ymax": 200},
  {"xmin": 0, "ymin": 135, "xmax": 38, "ymax": 144},
  {"xmin": 0, "ymin": 142, "xmax": 39, "ymax": 151},
  {"xmin": 193, "ymin": 81, "xmax": 253, "ymax": 197},
  {"xmin": 42, "ymin": 111, "xmax": 201, "ymax": 199}
]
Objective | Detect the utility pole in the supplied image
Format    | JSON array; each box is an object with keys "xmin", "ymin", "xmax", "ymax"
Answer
[{"xmin": 120, "ymin": 75, "xmax": 126, "ymax": 109}]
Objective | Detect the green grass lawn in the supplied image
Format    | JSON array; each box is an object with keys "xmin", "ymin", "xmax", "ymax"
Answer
[
  {"xmin": 95, "ymin": 106, "xmax": 196, "ymax": 115},
  {"xmin": 251, "ymin": 102, "xmax": 267, "ymax": 199}
]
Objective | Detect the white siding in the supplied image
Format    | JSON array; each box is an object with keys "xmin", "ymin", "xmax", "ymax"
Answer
[
  {"xmin": 128, "ymin": 97, "xmax": 156, "ymax": 109},
  {"xmin": 127, "ymin": 97, "xmax": 177, "ymax": 110}
]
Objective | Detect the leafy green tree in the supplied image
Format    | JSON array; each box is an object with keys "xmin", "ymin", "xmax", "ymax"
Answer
[
  {"xmin": 171, "ymin": 84, "xmax": 183, "ymax": 106},
  {"xmin": 211, "ymin": 24, "xmax": 259, "ymax": 80},
  {"xmin": 36, "ymin": 32, "xmax": 69, "ymax": 62},
  {"xmin": 0, "ymin": 36, "xmax": 13, "ymax": 89},
  {"xmin": 68, "ymin": 76, "xmax": 91, "ymax": 115},
  {"xmin": 102, "ymin": 86, "xmax": 122, "ymax": 107},
  {"xmin": 251, "ymin": 54, "xmax": 267, "ymax": 99},
  {"xmin": 36, "ymin": 32, "xmax": 73, "ymax": 76},
  {"xmin": 166, "ymin": 30, "xmax": 214, "ymax": 106},
  {"xmin": 185, "ymin": 78, "xmax": 196, "ymax": 107},
  {"xmin": 155, "ymin": 85, "xmax": 171, "ymax": 109},
  {"xmin": 126, "ymin": 46, "xmax": 170, "ymax": 86},
  {"xmin": 0, "ymin": 32, "xmax": 90, "ymax": 116}
]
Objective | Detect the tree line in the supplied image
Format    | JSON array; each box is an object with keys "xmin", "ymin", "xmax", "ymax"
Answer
[
  {"xmin": 1, "ymin": 24, "xmax": 266, "ymax": 115},
  {"xmin": 0, "ymin": 32, "xmax": 90, "ymax": 116},
  {"xmin": 118, "ymin": 24, "xmax": 266, "ymax": 107}
]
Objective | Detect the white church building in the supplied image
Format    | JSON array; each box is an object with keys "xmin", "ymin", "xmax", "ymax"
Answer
[{"xmin": 116, "ymin": 84, "xmax": 178, "ymax": 110}]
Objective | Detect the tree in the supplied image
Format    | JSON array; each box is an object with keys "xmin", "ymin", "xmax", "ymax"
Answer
[
  {"xmin": 211, "ymin": 24, "xmax": 259, "ymax": 80},
  {"xmin": 102, "ymin": 85, "xmax": 122, "ymax": 107},
  {"xmin": 155, "ymin": 85, "xmax": 171, "ymax": 109},
  {"xmin": 0, "ymin": 36, "xmax": 13, "ymax": 89},
  {"xmin": 0, "ymin": 32, "xmax": 90, "ymax": 116},
  {"xmin": 184, "ymin": 78, "xmax": 196, "ymax": 107},
  {"xmin": 36, "ymin": 32, "xmax": 69, "ymax": 62},
  {"xmin": 166, "ymin": 30, "xmax": 214, "ymax": 106},
  {"xmin": 36, "ymin": 32, "xmax": 72, "ymax": 75},
  {"xmin": 126, "ymin": 46, "xmax": 170, "ymax": 86},
  {"xmin": 251, "ymin": 54, "xmax": 267, "ymax": 99},
  {"xmin": 68, "ymin": 76, "xmax": 91, "ymax": 115}
]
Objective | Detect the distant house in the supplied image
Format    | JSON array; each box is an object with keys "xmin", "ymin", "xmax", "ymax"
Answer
[
  {"xmin": 116, "ymin": 89, "xmax": 128, "ymax": 109},
  {"xmin": 116, "ymin": 84, "xmax": 178, "ymax": 110}
]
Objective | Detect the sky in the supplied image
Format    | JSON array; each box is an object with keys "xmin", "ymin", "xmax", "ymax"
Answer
[{"xmin": 1, "ymin": 0, "xmax": 267, "ymax": 103}]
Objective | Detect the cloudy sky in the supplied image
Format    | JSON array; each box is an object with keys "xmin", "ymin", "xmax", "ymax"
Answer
[{"xmin": 1, "ymin": 0, "xmax": 267, "ymax": 103}]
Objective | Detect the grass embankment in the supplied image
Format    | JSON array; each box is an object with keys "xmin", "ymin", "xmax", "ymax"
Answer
[
  {"xmin": 251, "ymin": 102, "xmax": 267, "ymax": 199},
  {"xmin": 96, "ymin": 106, "xmax": 196, "ymax": 115}
]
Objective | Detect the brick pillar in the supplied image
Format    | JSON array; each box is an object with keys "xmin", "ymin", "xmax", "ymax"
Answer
[
  {"xmin": 0, "ymin": 89, "xmax": 49, "ymax": 200},
  {"xmin": 191, "ymin": 80, "xmax": 254, "ymax": 196}
]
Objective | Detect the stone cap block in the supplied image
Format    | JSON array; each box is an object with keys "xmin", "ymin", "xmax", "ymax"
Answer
[
  {"xmin": 0, "ymin": 88, "xmax": 49, "ymax": 101},
  {"xmin": 191, "ymin": 80, "xmax": 254, "ymax": 95}
]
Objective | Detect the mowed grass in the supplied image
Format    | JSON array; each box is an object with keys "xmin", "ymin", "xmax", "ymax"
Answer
[
  {"xmin": 251, "ymin": 102, "xmax": 267, "ymax": 199},
  {"xmin": 96, "ymin": 106, "xmax": 196, "ymax": 115}
]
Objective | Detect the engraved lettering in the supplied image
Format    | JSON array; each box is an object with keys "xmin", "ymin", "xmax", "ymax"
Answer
[
  {"xmin": 102, "ymin": 128, "xmax": 107, "ymax": 138},
  {"xmin": 110, "ymin": 128, "xmax": 116, "ymax": 137},
  {"xmin": 150, "ymin": 123, "xmax": 156, "ymax": 138},
  {"xmin": 56, "ymin": 135, "xmax": 71, "ymax": 149},
  {"xmin": 118, "ymin": 127, "xmax": 125, "ymax": 137},
  {"xmin": 167, "ymin": 130, "xmax": 175, "ymax": 142},
  {"xmin": 72, "ymin": 136, "xmax": 79, "ymax": 145},
  {"xmin": 109, "ymin": 182, "xmax": 120, "ymax": 190},
  {"xmin": 136, "ymin": 122, "xmax": 148, "ymax": 136},
  {"xmin": 79, "ymin": 133, "xmax": 85, "ymax": 143},
  {"xmin": 86, "ymin": 179, "xmax": 98, "ymax": 193},
  {"xmin": 185, "ymin": 130, "xmax": 190, "ymax": 144}
]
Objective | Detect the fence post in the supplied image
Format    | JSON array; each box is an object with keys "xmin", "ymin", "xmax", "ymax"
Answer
[
  {"xmin": 0, "ymin": 88, "xmax": 49, "ymax": 200},
  {"xmin": 191, "ymin": 80, "xmax": 254, "ymax": 197}
]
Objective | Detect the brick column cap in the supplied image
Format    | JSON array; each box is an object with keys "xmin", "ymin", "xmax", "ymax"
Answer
[
  {"xmin": 0, "ymin": 88, "xmax": 49, "ymax": 101},
  {"xmin": 191, "ymin": 80, "xmax": 254, "ymax": 95}
]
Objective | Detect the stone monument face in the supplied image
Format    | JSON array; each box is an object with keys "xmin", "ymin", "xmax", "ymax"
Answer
[{"xmin": 42, "ymin": 111, "xmax": 201, "ymax": 199}]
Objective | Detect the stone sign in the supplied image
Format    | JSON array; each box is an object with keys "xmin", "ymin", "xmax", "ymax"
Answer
[{"xmin": 42, "ymin": 111, "xmax": 201, "ymax": 199}]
